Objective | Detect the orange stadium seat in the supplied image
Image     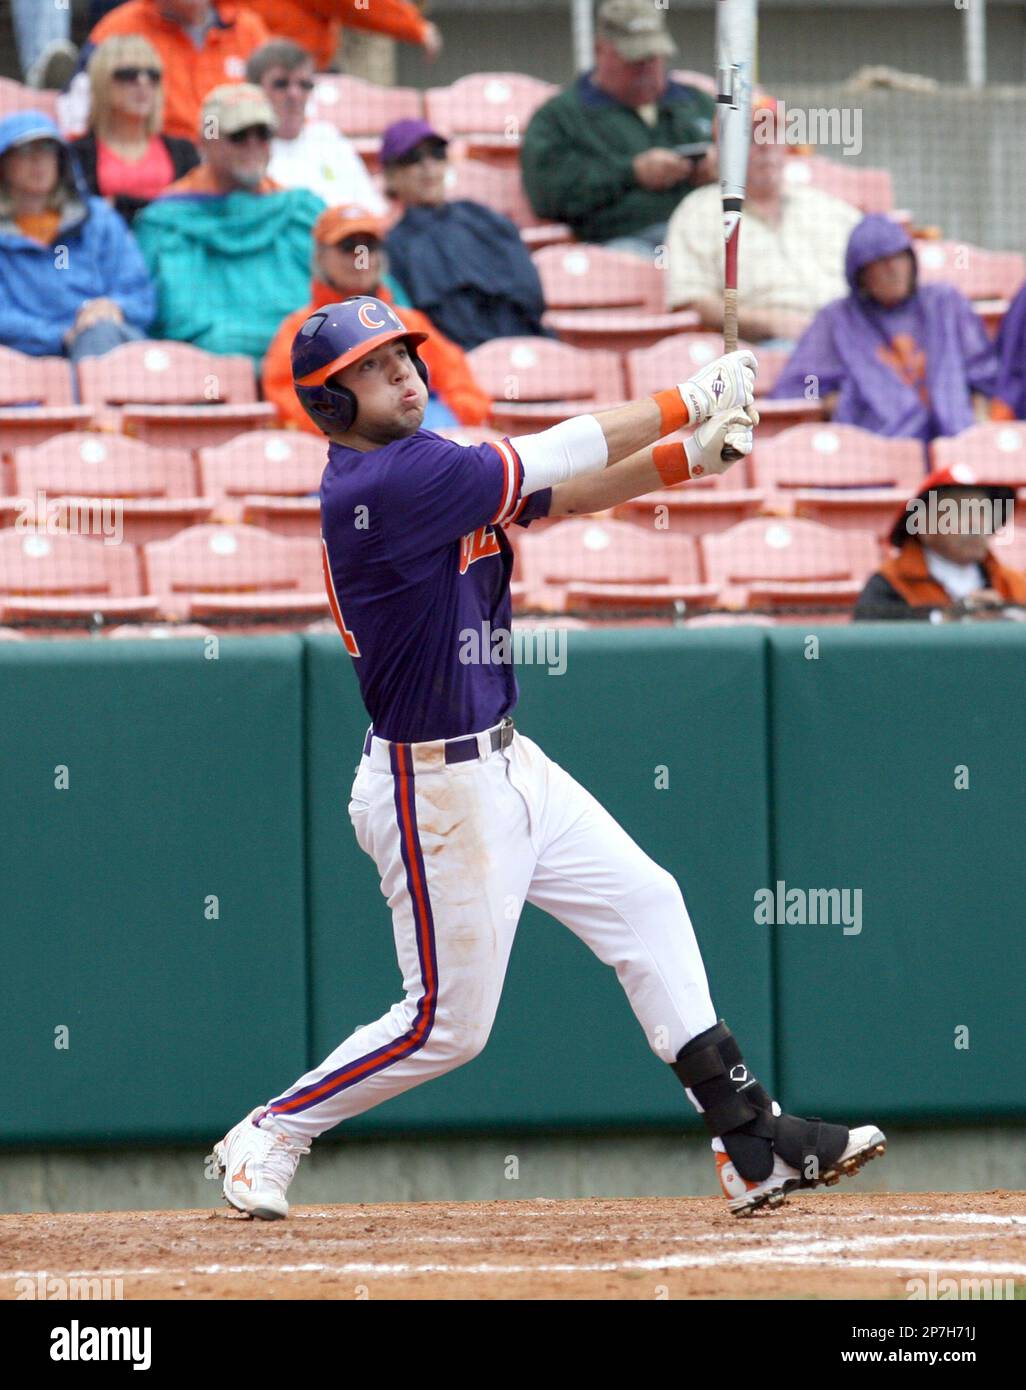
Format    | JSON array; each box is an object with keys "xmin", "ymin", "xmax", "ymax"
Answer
[
  {"xmin": 199, "ymin": 431, "xmax": 326, "ymax": 536},
  {"xmin": 614, "ymin": 486, "xmax": 765, "ymax": 538},
  {"xmin": 142, "ymin": 523, "xmax": 327, "ymax": 625},
  {"xmin": 425, "ymin": 73, "xmax": 557, "ymax": 161},
  {"xmin": 198, "ymin": 431, "xmax": 325, "ymax": 497},
  {"xmin": 445, "ymin": 160, "xmax": 572, "ymax": 248},
  {"xmin": 517, "ymin": 517, "xmax": 716, "ymax": 613},
  {"xmin": 11, "ymin": 433, "xmax": 212, "ymax": 545},
  {"xmin": 700, "ymin": 517, "xmax": 880, "ymax": 613},
  {"xmin": 533, "ymin": 246, "xmax": 700, "ymax": 352},
  {"xmin": 306, "ymin": 74, "xmax": 422, "ymax": 162},
  {"xmin": 0, "ymin": 347, "xmax": 93, "ymax": 461},
  {"xmin": 626, "ymin": 333, "xmax": 789, "ymax": 399},
  {"xmin": 782, "ymin": 155, "xmax": 894, "ymax": 214},
  {"xmin": 930, "ymin": 422, "xmax": 1026, "ymax": 486},
  {"xmin": 669, "ymin": 69, "xmax": 718, "ymax": 97},
  {"xmin": 0, "ymin": 527, "xmax": 157, "ymax": 627},
  {"xmin": 914, "ymin": 240, "xmax": 1026, "ymax": 304},
  {"xmin": 751, "ymin": 423, "xmax": 924, "ymax": 535},
  {"xmin": 76, "ymin": 341, "xmax": 274, "ymax": 448},
  {"xmin": 467, "ymin": 338, "xmax": 625, "ymax": 432},
  {"xmin": 0, "ymin": 77, "xmax": 60, "ymax": 124}
]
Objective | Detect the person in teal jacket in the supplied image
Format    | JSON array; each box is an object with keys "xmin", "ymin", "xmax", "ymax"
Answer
[
  {"xmin": 0, "ymin": 110, "xmax": 155, "ymax": 361},
  {"xmin": 520, "ymin": 0, "xmax": 715, "ymax": 254},
  {"xmin": 133, "ymin": 83, "xmax": 323, "ymax": 366}
]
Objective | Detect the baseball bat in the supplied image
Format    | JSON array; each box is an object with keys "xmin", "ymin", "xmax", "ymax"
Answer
[{"xmin": 716, "ymin": 0, "xmax": 757, "ymax": 461}]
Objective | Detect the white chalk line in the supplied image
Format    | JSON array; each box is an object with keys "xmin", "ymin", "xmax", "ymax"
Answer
[{"xmin": 4, "ymin": 1231, "xmax": 1025, "ymax": 1281}]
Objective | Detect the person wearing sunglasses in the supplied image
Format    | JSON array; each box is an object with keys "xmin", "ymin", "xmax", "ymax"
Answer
[
  {"xmin": 133, "ymin": 84, "xmax": 324, "ymax": 364},
  {"xmin": 264, "ymin": 203, "xmax": 491, "ymax": 435},
  {"xmin": 0, "ymin": 109, "xmax": 156, "ymax": 363},
  {"xmin": 82, "ymin": 1, "xmax": 271, "ymax": 144},
  {"xmin": 71, "ymin": 37, "xmax": 200, "ymax": 228},
  {"xmin": 245, "ymin": 40, "xmax": 386, "ymax": 213},
  {"xmin": 382, "ymin": 119, "xmax": 548, "ymax": 353}
]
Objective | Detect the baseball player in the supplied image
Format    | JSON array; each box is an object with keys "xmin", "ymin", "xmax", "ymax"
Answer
[{"xmin": 212, "ymin": 295, "xmax": 886, "ymax": 1218}]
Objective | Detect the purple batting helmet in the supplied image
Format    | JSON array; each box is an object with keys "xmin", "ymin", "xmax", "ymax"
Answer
[{"xmin": 291, "ymin": 295, "xmax": 429, "ymax": 435}]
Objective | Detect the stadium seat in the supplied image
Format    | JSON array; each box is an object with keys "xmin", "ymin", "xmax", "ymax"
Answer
[
  {"xmin": 782, "ymin": 155, "xmax": 894, "ymax": 214},
  {"xmin": 11, "ymin": 433, "xmax": 212, "ymax": 545},
  {"xmin": 751, "ymin": 423, "xmax": 925, "ymax": 536},
  {"xmin": 914, "ymin": 240, "xmax": 1026, "ymax": 303},
  {"xmin": 305, "ymin": 74, "xmax": 422, "ymax": 162},
  {"xmin": 930, "ymin": 423, "xmax": 1026, "ymax": 486},
  {"xmin": 142, "ymin": 523, "xmax": 327, "ymax": 624},
  {"xmin": 76, "ymin": 341, "xmax": 274, "ymax": 448},
  {"xmin": 467, "ymin": 338, "xmax": 626, "ymax": 432},
  {"xmin": 517, "ymin": 517, "xmax": 716, "ymax": 612},
  {"xmin": 0, "ymin": 346, "xmax": 92, "ymax": 459},
  {"xmin": 626, "ymin": 333, "xmax": 788, "ymax": 398},
  {"xmin": 0, "ymin": 527, "xmax": 156, "ymax": 627},
  {"xmin": 198, "ymin": 431, "xmax": 325, "ymax": 497},
  {"xmin": 614, "ymin": 486, "xmax": 766, "ymax": 538},
  {"xmin": 0, "ymin": 77, "xmax": 60, "ymax": 124},
  {"xmin": 752, "ymin": 424, "xmax": 924, "ymax": 492},
  {"xmin": 533, "ymin": 246, "xmax": 700, "ymax": 351},
  {"xmin": 445, "ymin": 159, "xmax": 572, "ymax": 247},
  {"xmin": 700, "ymin": 517, "xmax": 880, "ymax": 611},
  {"xmin": 669, "ymin": 69, "xmax": 718, "ymax": 97},
  {"xmin": 106, "ymin": 622, "xmax": 217, "ymax": 640},
  {"xmin": 425, "ymin": 73, "xmax": 557, "ymax": 160}
]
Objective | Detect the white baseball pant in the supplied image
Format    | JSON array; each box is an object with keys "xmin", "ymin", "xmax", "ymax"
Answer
[{"xmin": 264, "ymin": 721, "xmax": 717, "ymax": 1140}]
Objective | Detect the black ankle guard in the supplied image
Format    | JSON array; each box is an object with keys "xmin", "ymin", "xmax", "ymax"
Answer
[{"xmin": 671, "ymin": 1020, "xmax": 848, "ymax": 1184}]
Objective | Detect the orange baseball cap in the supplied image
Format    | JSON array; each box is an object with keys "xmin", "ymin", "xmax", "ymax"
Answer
[{"xmin": 314, "ymin": 204, "xmax": 386, "ymax": 246}]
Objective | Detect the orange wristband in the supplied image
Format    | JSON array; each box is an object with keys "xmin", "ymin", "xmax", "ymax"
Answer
[
  {"xmin": 653, "ymin": 442, "xmax": 691, "ymax": 486},
  {"xmin": 652, "ymin": 388, "xmax": 691, "ymax": 436}
]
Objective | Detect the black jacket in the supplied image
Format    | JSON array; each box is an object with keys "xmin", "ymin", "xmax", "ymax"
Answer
[{"xmin": 69, "ymin": 132, "xmax": 199, "ymax": 226}]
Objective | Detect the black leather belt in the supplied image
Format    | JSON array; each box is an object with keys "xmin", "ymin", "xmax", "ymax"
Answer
[{"xmin": 363, "ymin": 717, "xmax": 515, "ymax": 764}]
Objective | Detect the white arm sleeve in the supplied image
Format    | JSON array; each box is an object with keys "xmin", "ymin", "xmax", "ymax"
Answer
[{"xmin": 510, "ymin": 414, "xmax": 609, "ymax": 495}]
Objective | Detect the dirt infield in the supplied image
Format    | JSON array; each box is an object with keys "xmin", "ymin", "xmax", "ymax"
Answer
[{"xmin": 2, "ymin": 1191, "xmax": 1024, "ymax": 1300}]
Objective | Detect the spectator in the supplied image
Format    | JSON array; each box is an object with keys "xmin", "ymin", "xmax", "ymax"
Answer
[
  {"xmin": 11, "ymin": 0, "xmax": 78, "ymax": 90},
  {"xmin": 666, "ymin": 99, "xmax": 860, "ymax": 343},
  {"xmin": 0, "ymin": 111, "xmax": 155, "ymax": 361},
  {"xmin": 520, "ymin": 0, "xmax": 714, "ymax": 255},
  {"xmin": 71, "ymin": 38, "xmax": 200, "ymax": 227},
  {"xmin": 382, "ymin": 119, "xmax": 546, "ymax": 352},
  {"xmin": 83, "ymin": 1, "xmax": 270, "ymax": 143},
  {"xmin": 245, "ymin": 39, "xmax": 385, "ymax": 212},
  {"xmin": 990, "ymin": 281, "xmax": 1026, "ymax": 421},
  {"xmin": 771, "ymin": 216, "xmax": 998, "ymax": 441},
  {"xmin": 264, "ymin": 204, "xmax": 492, "ymax": 434},
  {"xmin": 242, "ymin": 1, "xmax": 442, "ymax": 74},
  {"xmin": 133, "ymin": 84, "xmax": 323, "ymax": 363},
  {"xmin": 854, "ymin": 466, "xmax": 1024, "ymax": 621}
]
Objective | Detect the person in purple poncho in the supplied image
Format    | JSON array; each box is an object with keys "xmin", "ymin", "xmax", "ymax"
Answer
[
  {"xmin": 770, "ymin": 214, "xmax": 998, "ymax": 442},
  {"xmin": 991, "ymin": 282, "xmax": 1026, "ymax": 420}
]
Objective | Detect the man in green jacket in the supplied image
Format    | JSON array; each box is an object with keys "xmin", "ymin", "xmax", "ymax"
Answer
[{"xmin": 521, "ymin": 0, "xmax": 715, "ymax": 256}]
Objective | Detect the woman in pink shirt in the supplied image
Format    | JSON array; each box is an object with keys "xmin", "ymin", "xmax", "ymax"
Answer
[{"xmin": 71, "ymin": 36, "xmax": 199, "ymax": 226}]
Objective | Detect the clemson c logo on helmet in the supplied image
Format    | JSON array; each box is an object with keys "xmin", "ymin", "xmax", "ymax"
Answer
[{"xmin": 358, "ymin": 302, "xmax": 387, "ymax": 330}]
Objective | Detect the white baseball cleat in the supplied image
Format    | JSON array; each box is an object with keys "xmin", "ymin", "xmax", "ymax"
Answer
[
  {"xmin": 717, "ymin": 1124, "xmax": 887, "ymax": 1216},
  {"xmin": 212, "ymin": 1108, "xmax": 310, "ymax": 1220}
]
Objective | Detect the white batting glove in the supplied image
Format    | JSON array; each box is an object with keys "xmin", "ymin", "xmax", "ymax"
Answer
[
  {"xmin": 684, "ymin": 404, "xmax": 760, "ymax": 478},
  {"xmin": 676, "ymin": 349, "xmax": 758, "ymax": 425}
]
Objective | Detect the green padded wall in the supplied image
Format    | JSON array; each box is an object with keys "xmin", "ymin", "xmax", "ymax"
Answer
[
  {"xmin": 303, "ymin": 629, "xmax": 774, "ymax": 1135},
  {"xmin": 0, "ymin": 637, "xmax": 308, "ymax": 1146},
  {"xmin": 767, "ymin": 625, "xmax": 1026, "ymax": 1121}
]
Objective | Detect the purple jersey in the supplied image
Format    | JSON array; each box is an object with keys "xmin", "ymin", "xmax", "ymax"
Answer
[{"xmin": 320, "ymin": 429, "xmax": 551, "ymax": 743}]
